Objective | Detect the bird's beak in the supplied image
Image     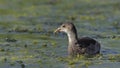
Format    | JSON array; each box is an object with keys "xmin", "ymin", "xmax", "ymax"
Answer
[{"xmin": 54, "ymin": 27, "xmax": 61, "ymax": 33}]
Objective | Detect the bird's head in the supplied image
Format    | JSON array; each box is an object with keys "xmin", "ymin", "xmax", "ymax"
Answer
[{"xmin": 54, "ymin": 22, "xmax": 76, "ymax": 34}]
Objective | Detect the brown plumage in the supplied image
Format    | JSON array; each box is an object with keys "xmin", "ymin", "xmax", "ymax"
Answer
[{"xmin": 54, "ymin": 22, "xmax": 100, "ymax": 57}]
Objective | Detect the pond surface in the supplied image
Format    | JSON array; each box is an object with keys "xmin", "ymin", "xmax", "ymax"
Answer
[{"xmin": 0, "ymin": 0, "xmax": 120, "ymax": 68}]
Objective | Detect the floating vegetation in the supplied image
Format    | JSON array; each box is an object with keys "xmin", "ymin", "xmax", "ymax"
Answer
[
  {"xmin": 32, "ymin": 40, "xmax": 39, "ymax": 45},
  {"xmin": 50, "ymin": 40, "xmax": 57, "ymax": 47},
  {"xmin": 108, "ymin": 54, "xmax": 120, "ymax": 62},
  {"xmin": 24, "ymin": 44, "xmax": 28, "ymax": 48},
  {"xmin": 0, "ymin": 0, "xmax": 120, "ymax": 68},
  {"xmin": 2, "ymin": 58, "xmax": 7, "ymax": 63},
  {"xmin": 112, "ymin": 21, "xmax": 120, "ymax": 29},
  {"xmin": 0, "ymin": 48, "xmax": 5, "ymax": 52},
  {"xmin": 10, "ymin": 25, "xmax": 29, "ymax": 32},
  {"xmin": 41, "ymin": 43, "xmax": 48, "ymax": 48},
  {"xmin": 5, "ymin": 37, "xmax": 17, "ymax": 42},
  {"xmin": 10, "ymin": 62, "xmax": 16, "ymax": 66},
  {"xmin": 16, "ymin": 61, "xmax": 25, "ymax": 68}
]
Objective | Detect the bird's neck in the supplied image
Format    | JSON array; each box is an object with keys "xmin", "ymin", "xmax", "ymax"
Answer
[{"xmin": 67, "ymin": 31, "xmax": 78, "ymax": 45}]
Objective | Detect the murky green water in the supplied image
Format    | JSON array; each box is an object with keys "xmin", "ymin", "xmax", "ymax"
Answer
[{"xmin": 0, "ymin": 0, "xmax": 120, "ymax": 68}]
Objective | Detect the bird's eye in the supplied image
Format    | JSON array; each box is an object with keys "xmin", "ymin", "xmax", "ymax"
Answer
[{"xmin": 62, "ymin": 25, "xmax": 65, "ymax": 28}]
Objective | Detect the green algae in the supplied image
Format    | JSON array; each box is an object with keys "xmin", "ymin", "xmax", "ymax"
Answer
[{"xmin": 0, "ymin": 0, "xmax": 120, "ymax": 68}]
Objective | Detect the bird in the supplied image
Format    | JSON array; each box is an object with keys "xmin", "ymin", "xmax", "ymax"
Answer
[{"xmin": 54, "ymin": 22, "xmax": 100, "ymax": 57}]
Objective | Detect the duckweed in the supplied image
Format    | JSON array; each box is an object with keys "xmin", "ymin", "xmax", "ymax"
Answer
[{"xmin": 0, "ymin": 0, "xmax": 120, "ymax": 68}]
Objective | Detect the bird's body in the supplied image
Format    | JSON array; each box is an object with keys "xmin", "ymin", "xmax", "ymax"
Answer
[{"xmin": 54, "ymin": 22, "xmax": 100, "ymax": 57}]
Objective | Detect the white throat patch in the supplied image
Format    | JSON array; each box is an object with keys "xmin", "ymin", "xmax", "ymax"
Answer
[{"xmin": 67, "ymin": 33, "xmax": 72, "ymax": 43}]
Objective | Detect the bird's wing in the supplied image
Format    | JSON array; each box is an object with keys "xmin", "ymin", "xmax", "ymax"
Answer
[{"xmin": 78, "ymin": 37, "xmax": 96, "ymax": 47}]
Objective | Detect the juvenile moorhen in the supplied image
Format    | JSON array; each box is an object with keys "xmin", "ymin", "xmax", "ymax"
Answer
[{"xmin": 54, "ymin": 22, "xmax": 100, "ymax": 57}]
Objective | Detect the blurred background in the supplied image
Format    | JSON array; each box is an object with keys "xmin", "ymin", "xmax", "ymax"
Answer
[{"xmin": 0, "ymin": 0, "xmax": 120, "ymax": 68}]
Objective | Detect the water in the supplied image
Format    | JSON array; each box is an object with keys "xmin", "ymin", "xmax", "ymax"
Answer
[{"xmin": 0, "ymin": 0, "xmax": 120, "ymax": 68}]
